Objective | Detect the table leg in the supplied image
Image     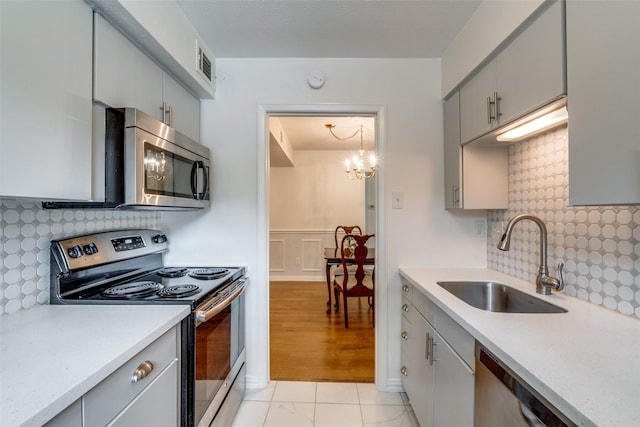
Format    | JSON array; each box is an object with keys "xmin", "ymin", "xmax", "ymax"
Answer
[{"xmin": 325, "ymin": 262, "xmax": 332, "ymax": 314}]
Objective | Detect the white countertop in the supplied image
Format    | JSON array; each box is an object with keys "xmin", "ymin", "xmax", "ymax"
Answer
[
  {"xmin": 0, "ymin": 304, "xmax": 190, "ymax": 427},
  {"xmin": 399, "ymin": 267, "xmax": 640, "ymax": 427}
]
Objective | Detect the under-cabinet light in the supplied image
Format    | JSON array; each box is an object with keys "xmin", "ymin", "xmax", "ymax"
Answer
[{"xmin": 497, "ymin": 106, "xmax": 568, "ymax": 142}]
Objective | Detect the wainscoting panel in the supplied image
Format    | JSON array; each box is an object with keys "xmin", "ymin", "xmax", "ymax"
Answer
[
  {"xmin": 302, "ymin": 239, "xmax": 322, "ymax": 272},
  {"xmin": 269, "ymin": 230, "xmax": 336, "ymax": 281},
  {"xmin": 269, "ymin": 239, "xmax": 285, "ymax": 272}
]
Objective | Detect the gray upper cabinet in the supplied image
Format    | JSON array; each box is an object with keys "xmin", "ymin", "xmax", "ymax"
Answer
[
  {"xmin": 94, "ymin": 14, "xmax": 200, "ymax": 142},
  {"xmin": 0, "ymin": 0, "xmax": 93, "ymax": 201},
  {"xmin": 566, "ymin": 0, "xmax": 640, "ymax": 206},
  {"xmin": 460, "ymin": 0, "xmax": 566, "ymax": 145},
  {"xmin": 444, "ymin": 92, "xmax": 509, "ymax": 210}
]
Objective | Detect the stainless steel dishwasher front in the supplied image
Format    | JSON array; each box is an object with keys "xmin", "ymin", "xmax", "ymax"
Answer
[{"xmin": 475, "ymin": 344, "xmax": 575, "ymax": 427}]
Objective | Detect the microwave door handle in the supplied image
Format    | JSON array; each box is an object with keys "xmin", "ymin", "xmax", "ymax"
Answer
[{"xmin": 190, "ymin": 161, "xmax": 208, "ymax": 200}]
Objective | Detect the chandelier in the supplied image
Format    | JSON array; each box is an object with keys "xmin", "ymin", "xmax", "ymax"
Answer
[{"xmin": 325, "ymin": 123, "xmax": 376, "ymax": 180}]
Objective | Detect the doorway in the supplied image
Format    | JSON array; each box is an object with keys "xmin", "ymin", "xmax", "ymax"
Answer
[{"xmin": 267, "ymin": 112, "xmax": 377, "ymax": 382}]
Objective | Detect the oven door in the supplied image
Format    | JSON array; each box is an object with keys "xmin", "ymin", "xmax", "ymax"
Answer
[
  {"xmin": 126, "ymin": 126, "xmax": 210, "ymax": 209},
  {"xmin": 193, "ymin": 278, "xmax": 246, "ymax": 427}
]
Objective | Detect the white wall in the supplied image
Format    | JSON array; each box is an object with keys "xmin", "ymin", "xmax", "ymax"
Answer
[
  {"xmin": 270, "ymin": 151, "xmax": 365, "ymax": 230},
  {"xmin": 162, "ymin": 58, "xmax": 487, "ymax": 390},
  {"xmin": 441, "ymin": 0, "xmax": 545, "ymax": 96}
]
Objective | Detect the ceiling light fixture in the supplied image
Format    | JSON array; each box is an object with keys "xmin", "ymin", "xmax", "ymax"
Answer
[
  {"xmin": 497, "ymin": 106, "xmax": 568, "ymax": 142},
  {"xmin": 325, "ymin": 123, "xmax": 376, "ymax": 180}
]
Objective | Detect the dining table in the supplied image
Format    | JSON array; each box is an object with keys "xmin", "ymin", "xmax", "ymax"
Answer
[{"xmin": 323, "ymin": 247, "xmax": 375, "ymax": 314}]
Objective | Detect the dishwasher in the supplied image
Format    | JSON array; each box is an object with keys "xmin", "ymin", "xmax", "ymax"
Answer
[{"xmin": 475, "ymin": 344, "xmax": 576, "ymax": 427}]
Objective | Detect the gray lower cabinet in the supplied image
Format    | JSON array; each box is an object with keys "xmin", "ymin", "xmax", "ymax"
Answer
[
  {"xmin": 566, "ymin": 0, "xmax": 640, "ymax": 205},
  {"xmin": 84, "ymin": 326, "xmax": 179, "ymax": 426},
  {"xmin": 45, "ymin": 326, "xmax": 180, "ymax": 426},
  {"xmin": 401, "ymin": 282, "xmax": 474, "ymax": 427}
]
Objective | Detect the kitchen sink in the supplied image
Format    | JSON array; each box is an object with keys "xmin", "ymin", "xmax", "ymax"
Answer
[{"xmin": 437, "ymin": 281, "xmax": 567, "ymax": 313}]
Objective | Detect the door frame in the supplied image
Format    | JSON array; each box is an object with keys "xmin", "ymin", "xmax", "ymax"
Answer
[{"xmin": 257, "ymin": 103, "xmax": 389, "ymax": 388}]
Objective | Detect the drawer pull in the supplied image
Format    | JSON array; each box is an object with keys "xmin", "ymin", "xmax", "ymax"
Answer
[
  {"xmin": 401, "ymin": 366, "xmax": 408, "ymax": 376},
  {"xmin": 402, "ymin": 304, "xmax": 409, "ymax": 312},
  {"xmin": 402, "ymin": 284, "xmax": 409, "ymax": 293},
  {"xmin": 131, "ymin": 361, "xmax": 154, "ymax": 383},
  {"xmin": 401, "ymin": 331, "xmax": 408, "ymax": 340}
]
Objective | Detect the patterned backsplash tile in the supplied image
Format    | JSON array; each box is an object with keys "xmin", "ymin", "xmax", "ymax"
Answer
[
  {"xmin": 487, "ymin": 125, "xmax": 639, "ymax": 319},
  {"xmin": 0, "ymin": 200, "xmax": 160, "ymax": 315}
]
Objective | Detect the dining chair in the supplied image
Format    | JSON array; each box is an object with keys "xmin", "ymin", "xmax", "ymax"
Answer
[
  {"xmin": 334, "ymin": 225, "xmax": 362, "ymax": 251},
  {"xmin": 333, "ymin": 233, "xmax": 375, "ymax": 328}
]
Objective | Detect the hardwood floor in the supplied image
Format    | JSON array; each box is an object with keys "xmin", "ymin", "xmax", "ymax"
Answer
[{"xmin": 269, "ymin": 280, "xmax": 375, "ymax": 383}]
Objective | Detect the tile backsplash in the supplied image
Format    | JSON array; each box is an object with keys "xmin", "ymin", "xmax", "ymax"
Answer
[
  {"xmin": 488, "ymin": 125, "xmax": 639, "ymax": 319},
  {"xmin": 0, "ymin": 200, "xmax": 160, "ymax": 315}
]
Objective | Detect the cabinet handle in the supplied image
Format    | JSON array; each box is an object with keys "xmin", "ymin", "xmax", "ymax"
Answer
[
  {"xmin": 487, "ymin": 96, "xmax": 493, "ymax": 124},
  {"xmin": 494, "ymin": 92, "xmax": 502, "ymax": 120},
  {"xmin": 453, "ymin": 185, "xmax": 460, "ymax": 205},
  {"xmin": 131, "ymin": 360, "xmax": 154, "ymax": 383},
  {"xmin": 401, "ymin": 331, "xmax": 408, "ymax": 340},
  {"xmin": 425, "ymin": 333, "xmax": 431, "ymax": 361},
  {"xmin": 402, "ymin": 304, "xmax": 409, "ymax": 312},
  {"xmin": 428, "ymin": 337, "xmax": 436, "ymax": 366},
  {"xmin": 402, "ymin": 284, "xmax": 409, "ymax": 293},
  {"xmin": 401, "ymin": 366, "xmax": 408, "ymax": 376},
  {"xmin": 162, "ymin": 102, "xmax": 173, "ymax": 127}
]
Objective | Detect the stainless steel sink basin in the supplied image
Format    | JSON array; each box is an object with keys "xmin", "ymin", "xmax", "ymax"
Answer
[{"xmin": 437, "ymin": 281, "xmax": 567, "ymax": 313}]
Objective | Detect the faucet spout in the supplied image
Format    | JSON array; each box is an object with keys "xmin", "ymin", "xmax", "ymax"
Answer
[{"xmin": 497, "ymin": 214, "xmax": 564, "ymax": 295}]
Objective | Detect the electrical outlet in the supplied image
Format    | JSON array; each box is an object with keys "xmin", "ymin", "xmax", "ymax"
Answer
[{"xmin": 474, "ymin": 220, "xmax": 487, "ymax": 237}]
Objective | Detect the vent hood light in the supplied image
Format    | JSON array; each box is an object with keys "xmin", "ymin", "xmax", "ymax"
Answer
[{"xmin": 497, "ymin": 106, "xmax": 568, "ymax": 142}]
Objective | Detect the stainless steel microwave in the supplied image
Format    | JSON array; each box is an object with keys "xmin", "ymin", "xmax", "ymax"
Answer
[{"xmin": 44, "ymin": 108, "xmax": 210, "ymax": 210}]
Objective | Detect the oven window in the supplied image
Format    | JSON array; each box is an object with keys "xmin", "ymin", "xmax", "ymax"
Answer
[{"xmin": 195, "ymin": 306, "xmax": 231, "ymax": 423}]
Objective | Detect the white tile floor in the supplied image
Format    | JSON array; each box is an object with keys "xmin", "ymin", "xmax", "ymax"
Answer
[{"xmin": 231, "ymin": 381, "xmax": 419, "ymax": 427}]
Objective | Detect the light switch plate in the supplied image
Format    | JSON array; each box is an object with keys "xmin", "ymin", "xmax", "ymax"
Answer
[{"xmin": 392, "ymin": 192, "xmax": 404, "ymax": 209}]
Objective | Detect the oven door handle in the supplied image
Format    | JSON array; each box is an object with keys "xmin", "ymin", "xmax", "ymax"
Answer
[{"xmin": 195, "ymin": 278, "xmax": 247, "ymax": 325}]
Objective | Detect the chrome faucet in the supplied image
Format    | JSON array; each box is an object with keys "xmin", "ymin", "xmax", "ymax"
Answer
[{"xmin": 497, "ymin": 214, "xmax": 564, "ymax": 295}]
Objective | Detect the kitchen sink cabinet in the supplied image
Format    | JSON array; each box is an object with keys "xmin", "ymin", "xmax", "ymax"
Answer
[
  {"xmin": 94, "ymin": 14, "xmax": 200, "ymax": 142},
  {"xmin": 0, "ymin": 0, "xmax": 93, "ymax": 201},
  {"xmin": 566, "ymin": 0, "xmax": 640, "ymax": 206},
  {"xmin": 401, "ymin": 282, "xmax": 474, "ymax": 427},
  {"xmin": 444, "ymin": 92, "xmax": 509, "ymax": 210},
  {"xmin": 459, "ymin": 0, "xmax": 565, "ymax": 145}
]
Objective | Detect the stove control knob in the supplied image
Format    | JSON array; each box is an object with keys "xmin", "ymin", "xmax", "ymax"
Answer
[
  {"xmin": 152, "ymin": 234, "xmax": 167, "ymax": 244},
  {"xmin": 67, "ymin": 245, "xmax": 84, "ymax": 259},
  {"xmin": 83, "ymin": 243, "xmax": 99, "ymax": 255}
]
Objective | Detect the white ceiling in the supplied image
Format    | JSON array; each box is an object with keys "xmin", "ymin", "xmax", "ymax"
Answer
[
  {"xmin": 175, "ymin": 1, "xmax": 482, "ymax": 156},
  {"xmin": 176, "ymin": 0, "xmax": 482, "ymax": 59}
]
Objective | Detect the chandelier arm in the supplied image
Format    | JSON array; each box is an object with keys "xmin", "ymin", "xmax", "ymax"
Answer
[{"xmin": 327, "ymin": 126, "xmax": 361, "ymax": 141}]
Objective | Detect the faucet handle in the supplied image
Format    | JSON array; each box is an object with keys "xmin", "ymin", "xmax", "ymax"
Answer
[{"xmin": 556, "ymin": 263, "xmax": 565, "ymax": 292}]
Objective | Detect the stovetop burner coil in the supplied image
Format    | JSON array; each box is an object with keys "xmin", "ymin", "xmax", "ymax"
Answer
[
  {"xmin": 188, "ymin": 268, "xmax": 230, "ymax": 280},
  {"xmin": 158, "ymin": 284, "xmax": 201, "ymax": 298},
  {"xmin": 157, "ymin": 267, "xmax": 189, "ymax": 278},
  {"xmin": 101, "ymin": 281, "xmax": 163, "ymax": 298}
]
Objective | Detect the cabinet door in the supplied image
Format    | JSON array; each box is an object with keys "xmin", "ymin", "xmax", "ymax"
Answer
[
  {"xmin": 497, "ymin": 0, "xmax": 565, "ymax": 125},
  {"xmin": 44, "ymin": 400, "xmax": 82, "ymax": 427},
  {"xmin": 0, "ymin": 0, "xmax": 92, "ymax": 200},
  {"xmin": 405, "ymin": 308, "xmax": 435, "ymax": 427},
  {"xmin": 108, "ymin": 360, "xmax": 179, "ymax": 427},
  {"xmin": 432, "ymin": 331, "xmax": 474, "ymax": 427},
  {"xmin": 459, "ymin": 60, "xmax": 498, "ymax": 144},
  {"xmin": 443, "ymin": 93, "xmax": 462, "ymax": 209},
  {"xmin": 94, "ymin": 13, "xmax": 164, "ymax": 120},
  {"xmin": 163, "ymin": 74, "xmax": 201, "ymax": 142},
  {"xmin": 567, "ymin": 0, "xmax": 640, "ymax": 205}
]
